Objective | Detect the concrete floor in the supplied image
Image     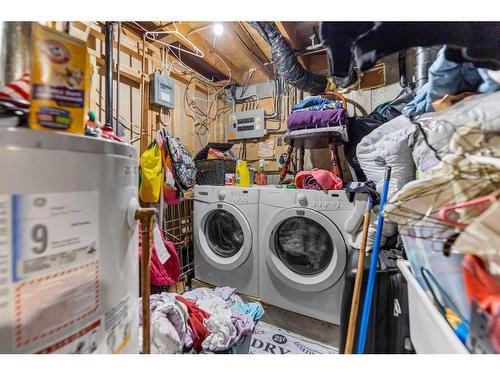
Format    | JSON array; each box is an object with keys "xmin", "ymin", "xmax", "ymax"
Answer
[{"xmin": 260, "ymin": 303, "xmax": 340, "ymax": 348}]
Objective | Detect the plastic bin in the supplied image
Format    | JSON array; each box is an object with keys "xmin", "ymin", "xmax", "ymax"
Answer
[
  {"xmin": 400, "ymin": 228, "xmax": 469, "ymax": 319},
  {"xmin": 398, "ymin": 260, "xmax": 469, "ymax": 354}
]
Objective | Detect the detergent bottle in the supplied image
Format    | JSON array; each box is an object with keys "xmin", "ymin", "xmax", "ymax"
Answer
[
  {"xmin": 256, "ymin": 159, "xmax": 267, "ymax": 185},
  {"xmin": 235, "ymin": 160, "xmax": 251, "ymax": 187}
]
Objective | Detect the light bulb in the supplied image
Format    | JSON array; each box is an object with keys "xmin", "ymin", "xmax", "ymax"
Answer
[{"xmin": 213, "ymin": 23, "xmax": 224, "ymax": 36}]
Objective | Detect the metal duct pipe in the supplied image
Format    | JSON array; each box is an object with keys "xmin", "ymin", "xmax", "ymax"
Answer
[
  {"xmin": 0, "ymin": 22, "xmax": 32, "ymax": 86},
  {"xmin": 414, "ymin": 46, "xmax": 439, "ymax": 90},
  {"xmin": 105, "ymin": 21, "xmax": 114, "ymax": 129},
  {"xmin": 252, "ymin": 22, "xmax": 328, "ymax": 94}
]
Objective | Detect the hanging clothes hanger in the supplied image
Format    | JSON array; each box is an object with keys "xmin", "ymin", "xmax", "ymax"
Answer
[{"xmin": 438, "ymin": 190, "xmax": 500, "ymax": 229}]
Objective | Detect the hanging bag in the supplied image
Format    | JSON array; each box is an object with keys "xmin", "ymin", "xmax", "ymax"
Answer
[
  {"xmin": 164, "ymin": 134, "xmax": 197, "ymax": 191},
  {"xmin": 139, "ymin": 141, "xmax": 162, "ymax": 202}
]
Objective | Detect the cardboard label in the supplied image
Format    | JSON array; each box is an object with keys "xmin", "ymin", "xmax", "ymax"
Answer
[{"xmin": 29, "ymin": 23, "xmax": 90, "ymax": 133}]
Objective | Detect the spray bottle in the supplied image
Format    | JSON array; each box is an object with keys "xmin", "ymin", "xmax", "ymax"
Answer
[{"xmin": 256, "ymin": 159, "xmax": 267, "ymax": 185}]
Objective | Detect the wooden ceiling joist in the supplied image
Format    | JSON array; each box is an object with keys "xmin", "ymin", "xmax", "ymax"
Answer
[
  {"xmin": 227, "ymin": 23, "xmax": 274, "ymax": 80},
  {"xmin": 274, "ymin": 21, "xmax": 307, "ymax": 68},
  {"xmin": 148, "ymin": 21, "xmax": 247, "ymax": 85}
]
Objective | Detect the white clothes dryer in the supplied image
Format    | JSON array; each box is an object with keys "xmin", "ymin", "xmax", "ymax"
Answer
[{"xmin": 259, "ymin": 187, "xmax": 353, "ymax": 324}]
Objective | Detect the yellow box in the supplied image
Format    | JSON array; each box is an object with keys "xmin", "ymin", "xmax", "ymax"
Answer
[{"xmin": 29, "ymin": 24, "xmax": 90, "ymax": 134}]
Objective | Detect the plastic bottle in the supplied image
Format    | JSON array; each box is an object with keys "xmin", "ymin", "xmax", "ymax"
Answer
[
  {"xmin": 256, "ymin": 159, "xmax": 267, "ymax": 185},
  {"xmin": 235, "ymin": 160, "xmax": 250, "ymax": 187}
]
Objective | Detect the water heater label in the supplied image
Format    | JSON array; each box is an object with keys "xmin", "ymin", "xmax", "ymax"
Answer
[
  {"xmin": 14, "ymin": 261, "xmax": 100, "ymax": 348},
  {"xmin": 11, "ymin": 191, "xmax": 99, "ymax": 281},
  {"xmin": 104, "ymin": 294, "xmax": 132, "ymax": 354},
  {"xmin": 0, "ymin": 195, "xmax": 12, "ymax": 320},
  {"xmin": 36, "ymin": 319, "xmax": 102, "ymax": 354}
]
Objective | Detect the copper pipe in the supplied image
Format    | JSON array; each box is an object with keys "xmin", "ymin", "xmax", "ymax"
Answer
[{"xmin": 135, "ymin": 207, "xmax": 156, "ymax": 354}]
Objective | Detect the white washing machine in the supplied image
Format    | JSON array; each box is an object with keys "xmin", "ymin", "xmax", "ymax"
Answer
[
  {"xmin": 259, "ymin": 187, "xmax": 353, "ymax": 324},
  {"xmin": 193, "ymin": 185, "xmax": 260, "ymax": 297}
]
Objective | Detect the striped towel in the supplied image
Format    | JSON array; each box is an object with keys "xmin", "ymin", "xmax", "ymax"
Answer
[{"xmin": 0, "ymin": 73, "xmax": 30, "ymax": 102}]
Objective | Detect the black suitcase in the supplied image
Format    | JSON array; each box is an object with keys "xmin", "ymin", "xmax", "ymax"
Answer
[{"xmin": 339, "ymin": 248, "xmax": 414, "ymax": 354}]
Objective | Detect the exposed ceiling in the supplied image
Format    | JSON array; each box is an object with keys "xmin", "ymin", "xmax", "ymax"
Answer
[{"xmin": 125, "ymin": 21, "xmax": 328, "ymax": 85}]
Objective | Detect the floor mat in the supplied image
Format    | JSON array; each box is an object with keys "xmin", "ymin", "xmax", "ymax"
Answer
[{"xmin": 249, "ymin": 321, "xmax": 338, "ymax": 354}]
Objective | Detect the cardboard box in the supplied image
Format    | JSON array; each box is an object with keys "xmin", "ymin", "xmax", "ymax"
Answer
[{"xmin": 29, "ymin": 23, "xmax": 90, "ymax": 134}]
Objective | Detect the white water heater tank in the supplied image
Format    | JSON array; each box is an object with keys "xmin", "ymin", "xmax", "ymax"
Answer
[{"xmin": 0, "ymin": 128, "xmax": 139, "ymax": 354}]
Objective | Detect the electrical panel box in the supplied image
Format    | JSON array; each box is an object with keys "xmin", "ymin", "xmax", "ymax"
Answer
[
  {"xmin": 227, "ymin": 109, "xmax": 267, "ymax": 141},
  {"xmin": 150, "ymin": 72, "xmax": 175, "ymax": 108}
]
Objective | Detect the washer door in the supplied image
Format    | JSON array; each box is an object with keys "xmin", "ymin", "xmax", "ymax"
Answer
[
  {"xmin": 263, "ymin": 207, "xmax": 347, "ymax": 292},
  {"xmin": 196, "ymin": 202, "xmax": 252, "ymax": 271}
]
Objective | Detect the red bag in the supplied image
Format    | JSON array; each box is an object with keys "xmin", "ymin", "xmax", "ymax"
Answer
[
  {"xmin": 462, "ymin": 255, "xmax": 500, "ymax": 352},
  {"xmin": 138, "ymin": 223, "xmax": 180, "ymax": 286}
]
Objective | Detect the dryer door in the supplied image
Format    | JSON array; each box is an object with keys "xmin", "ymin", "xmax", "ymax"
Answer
[
  {"xmin": 196, "ymin": 201, "xmax": 252, "ymax": 271},
  {"xmin": 263, "ymin": 207, "xmax": 347, "ymax": 292}
]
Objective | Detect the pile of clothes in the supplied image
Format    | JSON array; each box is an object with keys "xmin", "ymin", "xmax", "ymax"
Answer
[
  {"xmin": 287, "ymin": 96, "xmax": 347, "ymax": 138},
  {"xmin": 139, "ymin": 287, "xmax": 264, "ymax": 354},
  {"xmin": 295, "ymin": 168, "xmax": 343, "ymax": 190}
]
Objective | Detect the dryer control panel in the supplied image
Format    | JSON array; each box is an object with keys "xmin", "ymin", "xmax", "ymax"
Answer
[{"xmin": 215, "ymin": 187, "xmax": 259, "ymax": 204}]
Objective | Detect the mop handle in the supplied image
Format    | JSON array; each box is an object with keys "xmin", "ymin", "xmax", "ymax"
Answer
[{"xmin": 356, "ymin": 166, "xmax": 392, "ymax": 354}]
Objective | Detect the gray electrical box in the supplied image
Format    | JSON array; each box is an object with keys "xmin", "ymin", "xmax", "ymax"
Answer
[
  {"xmin": 227, "ymin": 109, "xmax": 267, "ymax": 141},
  {"xmin": 150, "ymin": 72, "xmax": 175, "ymax": 108}
]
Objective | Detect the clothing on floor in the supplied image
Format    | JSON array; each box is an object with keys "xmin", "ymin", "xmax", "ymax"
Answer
[
  {"xmin": 182, "ymin": 286, "xmax": 243, "ymax": 309},
  {"xmin": 139, "ymin": 292, "xmax": 193, "ymax": 353},
  {"xmin": 175, "ymin": 295, "xmax": 211, "ymax": 353},
  {"xmin": 232, "ymin": 302, "xmax": 265, "ymax": 323},
  {"xmin": 231, "ymin": 311, "xmax": 255, "ymax": 343}
]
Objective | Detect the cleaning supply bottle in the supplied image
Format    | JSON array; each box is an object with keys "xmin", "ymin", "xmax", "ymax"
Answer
[
  {"xmin": 235, "ymin": 160, "xmax": 250, "ymax": 187},
  {"xmin": 256, "ymin": 159, "xmax": 267, "ymax": 185}
]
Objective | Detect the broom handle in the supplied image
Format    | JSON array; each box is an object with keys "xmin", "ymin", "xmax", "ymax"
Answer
[
  {"xmin": 344, "ymin": 196, "xmax": 372, "ymax": 354},
  {"xmin": 356, "ymin": 166, "xmax": 392, "ymax": 354}
]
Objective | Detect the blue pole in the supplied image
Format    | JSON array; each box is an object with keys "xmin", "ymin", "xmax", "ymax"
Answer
[{"xmin": 356, "ymin": 166, "xmax": 392, "ymax": 354}]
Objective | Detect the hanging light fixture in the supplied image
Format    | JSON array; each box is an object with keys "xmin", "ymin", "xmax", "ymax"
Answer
[{"xmin": 212, "ymin": 23, "xmax": 224, "ymax": 36}]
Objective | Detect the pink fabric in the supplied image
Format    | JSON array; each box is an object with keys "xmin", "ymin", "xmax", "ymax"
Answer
[
  {"xmin": 139, "ymin": 223, "xmax": 180, "ymax": 286},
  {"xmin": 295, "ymin": 170, "xmax": 311, "ymax": 188},
  {"xmin": 295, "ymin": 168, "xmax": 343, "ymax": 190},
  {"xmin": 311, "ymin": 168, "xmax": 343, "ymax": 190}
]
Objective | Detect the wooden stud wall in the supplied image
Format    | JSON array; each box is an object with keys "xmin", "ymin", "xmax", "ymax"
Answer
[{"xmin": 46, "ymin": 21, "xmax": 222, "ymax": 158}]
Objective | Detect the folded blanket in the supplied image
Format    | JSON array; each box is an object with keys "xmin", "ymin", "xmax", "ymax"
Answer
[{"xmin": 287, "ymin": 108, "xmax": 346, "ymax": 131}]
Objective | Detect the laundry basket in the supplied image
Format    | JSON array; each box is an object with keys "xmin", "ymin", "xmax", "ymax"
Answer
[
  {"xmin": 398, "ymin": 260, "xmax": 469, "ymax": 354},
  {"xmin": 400, "ymin": 226, "xmax": 469, "ymax": 319}
]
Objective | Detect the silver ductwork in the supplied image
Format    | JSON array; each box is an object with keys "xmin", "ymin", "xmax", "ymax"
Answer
[
  {"xmin": 0, "ymin": 22, "xmax": 32, "ymax": 86},
  {"xmin": 414, "ymin": 46, "xmax": 439, "ymax": 90}
]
